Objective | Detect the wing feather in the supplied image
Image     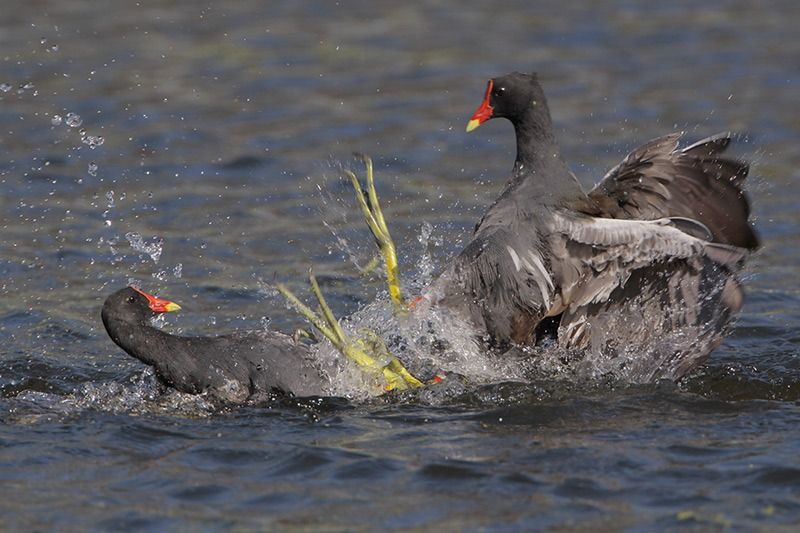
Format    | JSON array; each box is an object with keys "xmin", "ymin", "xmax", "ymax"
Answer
[{"xmin": 586, "ymin": 132, "xmax": 757, "ymax": 249}]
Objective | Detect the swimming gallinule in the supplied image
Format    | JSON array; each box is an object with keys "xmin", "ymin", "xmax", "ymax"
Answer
[
  {"xmin": 102, "ymin": 284, "xmax": 425, "ymax": 400},
  {"xmin": 101, "ymin": 286, "xmax": 330, "ymax": 400}
]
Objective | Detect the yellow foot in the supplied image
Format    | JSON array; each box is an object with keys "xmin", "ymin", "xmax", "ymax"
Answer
[
  {"xmin": 277, "ymin": 269, "xmax": 423, "ymax": 391},
  {"xmin": 343, "ymin": 154, "xmax": 406, "ymax": 313}
]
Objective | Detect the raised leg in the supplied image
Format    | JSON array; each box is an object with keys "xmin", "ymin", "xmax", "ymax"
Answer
[{"xmin": 343, "ymin": 154, "xmax": 406, "ymax": 312}]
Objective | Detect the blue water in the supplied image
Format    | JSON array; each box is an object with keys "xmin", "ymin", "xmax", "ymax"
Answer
[{"xmin": 2, "ymin": 0, "xmax": 800, "ymax": 529}]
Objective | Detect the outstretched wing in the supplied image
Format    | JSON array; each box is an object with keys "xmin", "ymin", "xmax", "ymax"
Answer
[
  {"xmin": 548, "ymin": 212, "xmax": 749, "ymax": 380},
  {"xmin": 431, "ymin": 212, "xmax": 748, "ymax": 349},
  {"xmin": 550, "ymin": 213, "xmax": 747, "ymax": 313},
  {"xmin": 585, "ymin": 133, "xmax": 758, "ymax": 249},
  {"xmin": 555, "ymin": 259, "xmax": 744, "ymax": 382}
]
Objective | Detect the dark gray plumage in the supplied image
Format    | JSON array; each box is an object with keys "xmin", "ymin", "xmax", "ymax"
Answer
[
  {"xmin": 423, "ymin": 72, "xmax": 757, "ymax": 379},
  {"xmin": 102, "ymin": 287, "xmax": 327, "ymax": 400}
]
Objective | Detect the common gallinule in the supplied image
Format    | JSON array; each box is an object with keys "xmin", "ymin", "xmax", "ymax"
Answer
[
  {"xmin": 101, "ymin": 286, "xmax": 331, "ymax": 400},
  {"xmin": 409, "ymin": 72, "xmax": 757, "ymax": 380},
  {"xmin": 102, "ymin": 284, "xmax": 426, "ymax": 400}
]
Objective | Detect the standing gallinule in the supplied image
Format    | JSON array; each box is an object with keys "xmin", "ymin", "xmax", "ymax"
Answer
[{"xmin": 410, "ymin": 72, "xmax": 757, "ymax": 380}]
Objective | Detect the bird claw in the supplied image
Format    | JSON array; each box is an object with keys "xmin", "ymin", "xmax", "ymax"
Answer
[
  {"xmin": 343, "ymin": 154, "xmax": 406, "ymax": 312},
  {"xmin": 292, "ymin": 328, "xmax": 315, "ymax": 344},
  {"xmin": 277, "ymin": 270, "xmax": 422, "ymax": 391}
]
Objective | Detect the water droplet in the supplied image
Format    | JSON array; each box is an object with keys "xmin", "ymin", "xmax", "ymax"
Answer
[
  {"xmin": 51, "ymin": 114, "xmax": 63, "ymax": 126},
  {"xmin": 82, "ymin": 135, "xmax": 104, "ymax": 149},
  {"xmin": 0, "ymin": 83, "xmax": 11, "ymax": 93},
  {"xmin": 172, "ymin": 263, "xmax": 183, "ymax": 278},
  {"xmin": 87, "ymin": 162, "xmax": 98, "ymax": 176},
  {"xmin": 152, "ymin": 314, "xmax": 166, "ymax": 328},
  {"xmin": 65, "ymin": 112, "xmax": 82, "ymax": 128},
  {"xmin": 105, "ymin": 190, "xmax": 115, "ymax": 208},
  {"xmin": 125, "ymin": 232, "xmax": 164, "ymax": 263}
]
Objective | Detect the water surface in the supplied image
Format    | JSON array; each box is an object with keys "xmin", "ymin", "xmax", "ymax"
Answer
[{"xmin": 2, "ymin": 0, "xmax": 799, "ymax": 529}]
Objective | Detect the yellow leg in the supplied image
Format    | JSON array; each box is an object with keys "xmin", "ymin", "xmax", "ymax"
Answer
[
  {"xmin": 276, "ymin": 270, "xmax": 423, "ymax": 391},
  {"xmin": 344, "ymin": 154, "xmax": 405, "ymax": 312}
]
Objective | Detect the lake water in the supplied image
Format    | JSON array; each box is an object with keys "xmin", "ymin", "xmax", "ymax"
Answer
[{"xmin": 2, "ymin": 0, "xmax": 799, "ymax": 529}]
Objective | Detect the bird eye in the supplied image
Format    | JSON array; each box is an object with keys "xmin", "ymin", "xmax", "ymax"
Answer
[
  {"xmin": 494, "ymin": 86, "xmax": 506, "ymax": 97},
  {"xmin": 127, "ymin": 296, "xmax": 135, "ymax": 304}
]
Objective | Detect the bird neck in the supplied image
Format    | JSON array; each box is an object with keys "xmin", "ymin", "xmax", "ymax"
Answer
[
  {"xmin": 498, "ymin": 121, "xmax": 584, "ymax": 207},
  {"xmin": 512, "ymin": 105, "xmax": 559, "ymax": 174},
  {"xmin": 102, "ymin": 313, "xmax": 176, "ymax": 367}
]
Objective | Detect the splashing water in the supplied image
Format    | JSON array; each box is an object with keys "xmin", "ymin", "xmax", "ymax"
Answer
[
  {"xmin": 254, "ymin": 277, "xmax": 279, "ymax": 300},
  {"xmin": 101, "ymin": 190, "xmax": 115, "ymax": 227},
  {"xmin": 416, "ymin": 221, "xmax": 444, "ymax": 287},
  {"xmin": 81, "ymin": 135, "xmax": 105, "ymax": 149},
  {"xmin": 314, "ymin": 168, "xmax": 380, "ymax": 274},
  {"xmin": 65, "ymin": 112, "xmax": 83, "ymax": 128},
  {"xmin": 302, "ymin": 295, "xmax": 524, "ymax": 400},
  {"xmin": 125, "ymin": 232, "xmax": 164, "ymax": 263}
]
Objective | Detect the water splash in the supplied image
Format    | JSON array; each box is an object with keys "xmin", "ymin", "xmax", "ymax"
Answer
[
  {"xmin": 254, "ymin": 277, "xmax": 279, "ymax": 299},
  {"xmin": 81, "ymin": 135, "xmax": 105, "ymax": 149},
  {"xmin": 151, "ymin": 263, "xmax": 181, "ymax": 281},
  {"xmin": 301, "ymin": 296, "xmax": 520, "ymax": 400},
  {"xmin": 65, "ymin": 112, "xmax": 83, "ymax": 128},
  {"xmin": 16, "ymin": 82, "xmax": 36, "ymax": 96},
  {"xmin": 101, "ymin": 190, "xmax": 115, "ymax": 227},
  {"xmin": 125, "ymin": 232, "xmax": 164, "ymax": 264},
  {"xmin": 416, "ymin": 221, "xmax": 443, "ymax": 287},
  {"xmin": 40, "ymin": 38, "xmax": 59, "ymax": 53}
]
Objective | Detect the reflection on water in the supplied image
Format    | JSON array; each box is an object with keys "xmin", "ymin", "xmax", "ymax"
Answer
[{"xmin": 1, "ymin": 0, "xmax": 800, "ymax": 529}]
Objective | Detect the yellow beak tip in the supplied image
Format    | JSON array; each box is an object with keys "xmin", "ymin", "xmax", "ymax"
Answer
[
  {"xmin": 165, "ymin": 303, "xmax": 181, "ymax": 312},
  {"xmin": 466, "ymin": 119, "xmax": 481, "ymax": 133}
]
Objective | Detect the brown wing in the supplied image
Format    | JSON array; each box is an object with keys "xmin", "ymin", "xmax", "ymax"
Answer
[
  {"xmin": 550, "ymin": 214, "xmax": 747, "ymax": 313},
  {"xmin": 585, "ymin": 133, "xmax": 758, "ymax": 250},
  {"xmin": 549, "ymin": 213, "xmax": 748, "ymax": 381}
]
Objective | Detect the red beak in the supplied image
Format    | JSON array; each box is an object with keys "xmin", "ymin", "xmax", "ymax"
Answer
[
  {"xmin": 466, "ymin": 79, "xmax": 494, "ymax": 132},
  {"xmin": 131, "ymin": 287, "xmax": 182, "ymax": 313}
]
